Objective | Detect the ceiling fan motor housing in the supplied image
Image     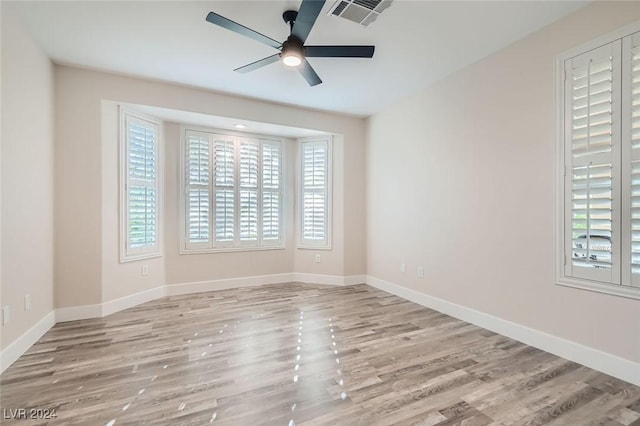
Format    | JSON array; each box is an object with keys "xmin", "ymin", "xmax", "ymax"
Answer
[{"xmin": 281, "ymin": 35, "xmax": 305, "ymax": 57}]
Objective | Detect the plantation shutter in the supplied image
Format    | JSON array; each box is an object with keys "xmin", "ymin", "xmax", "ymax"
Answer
[
  {"xmin": 565, "ymin": 41, "xmax": 621, "ymax": 283},
  {"xmin": 301, "ymin": 139, "xmax": 330, "ymax": 246},
  {"xmin": 624, "ymin": 32, "xmax": 640, "ymax": 287},
  {"xmin": 214, "ymin": 135, "xmax": 235, "ymax": 245},
  {"xmin": 125, "ymin": 115, "xmax": 159, "ymax": 257},
  {"xmin": 239, "ymin": 139, "xmax": 259, "ymax": 243},
  {"xmin": 181, "ymin": 130, "xmax": 283, "ymax": 252},
  {"xmin": 185, "ymin": 132, "xmax": 210, "ymax": 249},
  {"xmin": 262, "ymin": 141, "xmax": 281, "ymax": 243}
]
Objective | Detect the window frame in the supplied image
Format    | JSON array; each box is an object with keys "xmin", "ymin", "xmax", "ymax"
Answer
[
  {"xmin": 298, "ymin": 137, "xmax": 333, "ymax": 250},
  {"xmin": 119, "ymin": 108, "xmax": 163, "ymax": 263},
  {"xmin": 179, "ymin": 126, "xmax": 285, "ymax": 254},
  {"xmin": 555, "ymin": 21, "xmax": 640, "ymax": 300}
]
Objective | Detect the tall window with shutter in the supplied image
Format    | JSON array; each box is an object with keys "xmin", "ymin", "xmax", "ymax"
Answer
[
  {"xmin": 120, "ymin": 111, "xmax": 161, "ymax": 261},
  {"xmin": 559, "ymin": 26, "xmax": 640, "ymax": 299},
  {"xmin": 239, "ymin": 139, "xmax": 259, "ymax": 244},
  {"xmin": 214, "ymin": 136, "xmax": 236, "ymax": 246},
  {"xmin": 181, "ymin": 129, "xmax": 283, "ymax": 252},
  {"xmin": 623, "ymin": 31, "xmax": 640, "ymax": 288},
  {"xmin": 186, "ymin": 133, "xmax": 210, "ymax": 250},
  {"xmin": 564, "ymin": 41, "xmax": 621, "ymax": 284},
  {"xmin": 299, "ymin": 138, "xmax": 331, "ymax": 248},
  {"xmin": 262, "ymin": 142, "xmax": 282, "ymax": 244}
]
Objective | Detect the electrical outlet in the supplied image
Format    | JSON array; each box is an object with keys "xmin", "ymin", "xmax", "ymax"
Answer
[
  {"xmin": 400, "ymin": 262, "xmax": 406, "ymax": 273},
  {"xmin": 417, "ymin": 266, "xmax": 424, "ymax": 278},
  {"xmin": 3, "ymin": 305, "xmax": 10, "ymax": 325},
  {"xmin": 142, "ymin": 264, "xmax": 149, "ymax": 276},
  {"xmin": 315, "ymin": 254, "xmax": 321, "ymax": 263},
  {"xmin": 25, "ymin": 294, "xmax": 31, "ymax": 311}
]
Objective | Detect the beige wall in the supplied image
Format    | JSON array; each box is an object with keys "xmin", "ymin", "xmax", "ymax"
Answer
[
  {"xmin": 54, "ymin": 66, "xmax": 367, "ymax": 309},
  {"xmin": 1, "ymin": 7, "xmax": 54, "ymax": 349},
  {"xmin": 366, "ymin": 1, "xmax": 640, "ymax": 363}
]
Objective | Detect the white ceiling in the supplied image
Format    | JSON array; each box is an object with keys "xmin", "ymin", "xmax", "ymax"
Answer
[{"xmin": 8, "ymin": 0, "xmax": 587, "ymax": 117}]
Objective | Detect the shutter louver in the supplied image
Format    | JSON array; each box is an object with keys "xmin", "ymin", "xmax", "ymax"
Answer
[
  {"xmin": 186, "ymin": 135, "xmax": 210, "ymax": 246},
  {"xmin": 188, "ymin": 189, "xmax": 209, "ymax": 243},
  {"xmin": 262, "ymin": 143, "xmax": 281, "ymax": 242},
  {"xmin": 128, "ymin": 123, "xmax": 157, "ymax": 180},
  {"xmin": 128, "ymin": 186, "xmax": 157, "ymax": 248},
  {"xmin": 566, "ymin": 41, "xmax": 620, "ymax": 283},
  {"xmin": 304, "ymin": 192, "xmax": 325, "ymax": 239},
  {"xmin": 125, "ymin": 117, "xmax": 159, "ymax": 257},
  {"xmin": 301, "ymin": 141, "xmax": 329, "ymax": 245},
  {"xmin": 215, "ymin": 138, "xmax": 235, "ymax": 243},
  {"xmin": 240, "ymin": 140, "xmax": 259, "ymax": 242}
]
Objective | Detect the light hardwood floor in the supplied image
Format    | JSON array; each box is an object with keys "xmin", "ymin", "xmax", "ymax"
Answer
[{"xmin": 1, "ymin": 283, "xmax": 639, "ymax": 425}]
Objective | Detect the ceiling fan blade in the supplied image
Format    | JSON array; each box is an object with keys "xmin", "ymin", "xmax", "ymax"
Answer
[
  {"xmin": 305, "ymin": 45, "xmax": 375, "ymax": 58},
  {"xmin": 298, "ymin": 59, "xmax": 322, "ymax": 86},
  {"xmin": 206, "ymin": 12, "xmax": 282, "ymax": 49},
  {"xmin": 234, "ymin": 54, "xmax": 281, "ymax": 73},
  {"xmin": 291, "ymin": 0, "xmax": 326, "ymax": 44}
]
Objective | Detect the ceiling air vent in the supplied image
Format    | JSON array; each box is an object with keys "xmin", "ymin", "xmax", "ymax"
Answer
[{"xmin": 328, "ymin": 0, "xmax": 393, "ymax": 27}]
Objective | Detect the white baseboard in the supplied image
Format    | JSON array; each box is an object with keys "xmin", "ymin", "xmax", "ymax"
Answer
[
  {"xmin": 166, "ymin": 273, "xmax": 295, "ymax": 296},
  {"xmin": 343, "ymin": 274, "xmax": 367, "ymax": 286},
  {"xmin": 55, "ymin": 273, "xmax": 358, "ymax": 322},
  {"xmin": 293, "ymin": 273, "xmax": 367, "ymax": 286},
  {"xmin": 55, "ymin": 303, "xmax": 102, "ymax": 323},
  {"xmin": 0, "ymin": 311, "xmax": 55, "ymax": 374},
  {"xmin": 102, "ymin": 285, "xmax": 166, "ymax": 316},
  {"xmin": 366, "ymin": 275, "xmax": 640, "ymax": 387}
]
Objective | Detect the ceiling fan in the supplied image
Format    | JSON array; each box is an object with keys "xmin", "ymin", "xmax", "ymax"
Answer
[{"xmin": 205, "ymin": 0, "xmax": 375, "ymax": 87}]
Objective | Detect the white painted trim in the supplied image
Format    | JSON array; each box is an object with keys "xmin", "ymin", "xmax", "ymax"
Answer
[
  {"xmin": 166, "ymin": 273, "xmax": 295, "ymax": 296},
  {"xmin": 557, "ymin": 277, "xmax": 640, "ymax": 301},
  {"xmin": 0, "ymin": 311, "xmax": 55, "ymax": 374},
  {"xmin": 52, "ymin": 273, "xmax": 360, "ymax": 323},
  {"xmin": 366, "ymin": 275, "xmax": 640, "ymax": 386},
  {"xmin": 102, "ymin": 285, "xmax": 166, "ymax": 316},
  {"xmin": 292, "ymin": 273, "xmax": 366, "ymax": 286},
  {"xmin": 55, "ymin": 303, "xmax": 102, "ymax": 323},
  {"xmin": 293, "ymin": 273, "xmax": 343, "ymax": 286},
  {"xmin": 343, "ymin": 274, "xmax": 367, "ymax": 286}
]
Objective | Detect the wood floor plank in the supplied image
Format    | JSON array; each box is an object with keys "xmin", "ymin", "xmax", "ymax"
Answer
[{"xmin": 1, "ymin": 282, "xmax": 637, "ymax": 425}]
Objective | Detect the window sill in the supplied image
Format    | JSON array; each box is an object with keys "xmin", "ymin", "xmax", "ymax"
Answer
[
  {"xmin": 179, "ymin": 245, "xmax": 285, "ymax": 255},
  {"xmin": 120, "ymin": 252, "xmax": 162, "ymax": 263},
  {"xmin": 297, "ymin": 245, "xmax": 332, "ymax": 251},
  {"xmin": 556, "ymin": 277, "xmax": 640, "ymax": 300}
]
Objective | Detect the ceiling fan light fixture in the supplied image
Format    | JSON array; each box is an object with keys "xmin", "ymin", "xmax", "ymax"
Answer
[
  {"xmin": 282, "ymin": 52, "xmax": 302, "ymax": 67},
  {"xmin": 281, "ymin": 38, "xmax": 304, "ymax": 67}
]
